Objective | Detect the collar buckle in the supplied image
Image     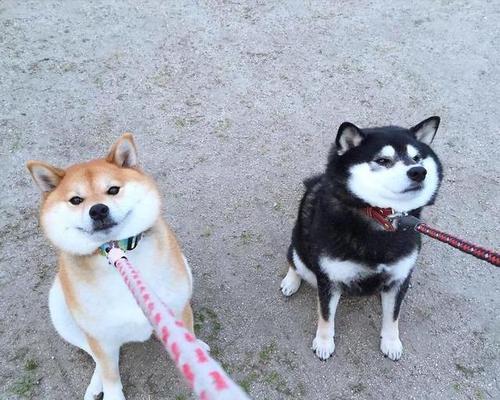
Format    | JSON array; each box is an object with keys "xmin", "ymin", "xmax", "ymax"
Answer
[
  {"xmin": 99, "ymin": 233, "xmax": 143, "ymax": 257},
  {"xmin": 363, "ymin": 207, "xmax": 397, "ymax": 231}
]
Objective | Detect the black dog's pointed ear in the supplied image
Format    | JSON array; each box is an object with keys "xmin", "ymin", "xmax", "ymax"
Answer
[
  {"xmin": 410, "ymin": 116, "xmax": 440, "ymax": 145},
  {"xmin": 335, "ymin": 122, "xmax": 365, "ymax": 155}
]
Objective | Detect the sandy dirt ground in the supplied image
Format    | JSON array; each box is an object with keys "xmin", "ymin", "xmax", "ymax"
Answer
[{"xmin": 1, "ymin": 1, "xmax": 499, "ymax": 399}]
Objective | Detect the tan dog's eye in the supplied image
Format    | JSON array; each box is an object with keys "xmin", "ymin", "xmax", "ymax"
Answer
[
  {"xmin": 69, "ymin": 196, "xmax": 84, "ymax": 205},
  {"xmin": 107, "ymin": 186, "xmax": 120, "ymax": 195}
]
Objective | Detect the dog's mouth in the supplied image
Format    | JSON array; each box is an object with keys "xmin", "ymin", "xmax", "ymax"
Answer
[
  {"xmin": 401, "ymin": 183, "xmax": 424, "ymax": 193},
  {"xmin": 77, "ymin": 220, "xmax": 117, "ymax": 234},
  {"xmin": 92, "ymin": 220, "xmax": 117, "ymax": 232},
  {"xmin": 77, "ymin": 210, "xmax": 132, "ymax": 235}
]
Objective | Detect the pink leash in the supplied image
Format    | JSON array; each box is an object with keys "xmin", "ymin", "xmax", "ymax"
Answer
[{"xmin": 104, "ymin": 247, "xmax": 250, "ymax": 400}]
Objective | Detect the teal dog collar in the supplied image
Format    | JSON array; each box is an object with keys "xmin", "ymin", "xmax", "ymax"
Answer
[{"xmin": 99, "ymin": 233, "xmax": 143, "ymax": 256}]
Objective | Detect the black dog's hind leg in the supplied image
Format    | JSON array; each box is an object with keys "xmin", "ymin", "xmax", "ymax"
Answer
[
  {"xmin": 286, "ymin": 243, "xmax": 294, "ymax": 266},
  {"xmin": 313, "ymin": 275, "xmax": 341, "ymax": 360},
  {"xmin": 280, "ymin": 244, "xmax": 302, "ymax": 296},
  {"xmin": 380, "ymin": 275, "xmax": 411, "ymax": 361}
]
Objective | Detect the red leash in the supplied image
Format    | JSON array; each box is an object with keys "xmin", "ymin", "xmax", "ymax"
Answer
[
  {"xmin": 396, "ymin": 214, "xmax": 500, "ymax": 267},
  {"xmin": 364, "ymin": 207, "xmax": 499, "ymax": 267}
]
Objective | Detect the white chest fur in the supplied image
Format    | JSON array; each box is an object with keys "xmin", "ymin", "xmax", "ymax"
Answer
[
  {"xmin": 319, "ymin": 250, "xmax": 418, "ymax": 285},
  {"xmin": 66, "ymin": 235, "xmax": 192, "ymax": 341}
]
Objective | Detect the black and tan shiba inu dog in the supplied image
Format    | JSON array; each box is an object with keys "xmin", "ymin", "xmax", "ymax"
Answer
[{"xmin": 281, "ymin": 117, "xmax": 443, "ymax": 361}]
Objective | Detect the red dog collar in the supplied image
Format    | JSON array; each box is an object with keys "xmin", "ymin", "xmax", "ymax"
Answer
[{"xmin": 363, "ymin": 207, "xmax": 396, "ymax": 231}]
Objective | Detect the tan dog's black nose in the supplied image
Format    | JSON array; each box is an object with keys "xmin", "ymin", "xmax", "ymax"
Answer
[
  {"xmin": 89, "ymin": 204, "xmax": 109, "ymax": 221},
  {"xmin": 407, "ymin": 166, "xmax": 427, "ymax": 182}
]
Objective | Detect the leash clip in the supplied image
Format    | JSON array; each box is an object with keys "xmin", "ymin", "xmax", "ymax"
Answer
[
  {"xmin": 388, "ymin": 212, "xmax": 422, "ymax": 231},
  {"xmin": 99, "ymin": 240, "xmax": 119, "ymax": 257}
]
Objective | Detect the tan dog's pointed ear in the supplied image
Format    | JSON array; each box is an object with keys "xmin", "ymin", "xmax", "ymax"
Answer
[
  {"xmin": 106, "ymin": 133, "xmax": 138, "ymax": 168},
  {"xmin": 27, "ymin": 161, "xmax": 65, "ymax": 192}
]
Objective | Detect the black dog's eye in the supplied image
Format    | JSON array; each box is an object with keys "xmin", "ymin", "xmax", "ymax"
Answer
[
  {"xmin": 69, "ymin": 196, "xmax": 84, "ymax": 205},
  {"xmin": 107, "ymin": 186, "xmax": 120, "ymax": 195},
  {"xmin": 413, "ymin": 155, "xmax": 422, "ymax": 162},
  {"xmin": 375, "ymin": 158, "xmax": 391, "ymax": 166}
]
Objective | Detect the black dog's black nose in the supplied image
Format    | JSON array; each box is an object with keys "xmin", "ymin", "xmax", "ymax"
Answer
[
  {"xmin": 407, "ymin": 166, "xmax": 427, "ymax": 182},
  {"xmin": 89, "ymin": 204, "xmax": 109, "ymax": 221}
]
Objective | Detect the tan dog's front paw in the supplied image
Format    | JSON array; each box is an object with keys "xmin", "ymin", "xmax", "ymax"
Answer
[
  {"xmin": 102, "ymin": 390, "xmax": 126, "ymax": 400},
  {"xmin": 197, "ymin": 339, "xmax": 210, "ymax": 352},
  {"xmin": 84, "ymin": 391, "xmax": 103, "ymax": 400},
  {"xmin": 84, "ymin": 371, "xmax": 102, "ymax": 400}
]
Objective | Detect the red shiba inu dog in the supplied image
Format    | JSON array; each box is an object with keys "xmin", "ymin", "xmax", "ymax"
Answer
[{"xmin": 27, "ymin": 134, "xmax": 202, "ymax": 400}]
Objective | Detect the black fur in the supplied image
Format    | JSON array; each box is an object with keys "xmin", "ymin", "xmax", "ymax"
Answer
[
  {"xmin": 289, "ymin": 122, "xmax": 443, "ymax": 324},
  {"xmin": 391, "ymin": 273, "xmax": 412, "ymax": 321}
]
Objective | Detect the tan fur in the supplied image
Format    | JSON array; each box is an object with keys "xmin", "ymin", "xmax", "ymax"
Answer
[
  {"xmin": 56, "ymin": 218, "xmax": 192, "ymax": 316},
  {"xmin": 316, "ymin": 309, "xmax": 330, "ymax": 340},
  {"xmin": 182, "ymin": 303, "xmax": 195, "ymax": 334},
  {"xmin": 106, "ymin": 132, "xmax": 137, "ymax": 165},
  {"xmin": 161, "ymin": 220, "xmax": 191, "ymax": 280},
  {"xmin": 35, "ymin": 159, "xmax": 156, "ymax": 216},
  {"xmin": 86, "ymin": 335, "xmax": 119, "ymax": 383},
  {"xmin": 58, "ymin": 258, "xmax": 81, "ymax": 313}
]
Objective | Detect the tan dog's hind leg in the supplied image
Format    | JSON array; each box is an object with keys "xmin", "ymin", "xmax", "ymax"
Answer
[
  {"xmin": 181, "ymin": 303, "xmax": 195, "ymax": 333},
  {"xmin": 181, "ymin": 303, "xmax": 210, "ymax": 352},
  {"xmin": 49, "ymin": 279, "xmax": 104, "ymax": 399},
  {"xmin": 86, "ymin": 335, "xmax": 125, "ymax": 400}
]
